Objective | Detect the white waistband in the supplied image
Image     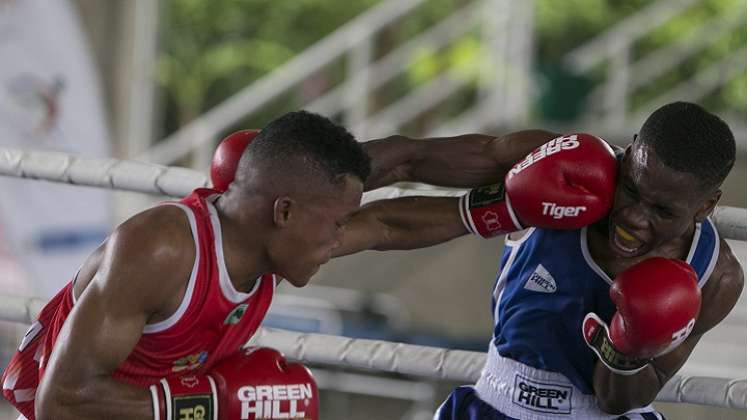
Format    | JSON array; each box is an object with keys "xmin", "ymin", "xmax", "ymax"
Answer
[{"xmin": 474, "ymin": 344, "xmax": 655, "ymax": 420}]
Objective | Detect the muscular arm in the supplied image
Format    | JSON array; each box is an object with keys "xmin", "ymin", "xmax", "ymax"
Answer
[
  {"xmin": 362, "ymin": 130, "xmax": 559, "ymax": 190},
  {"xmin": 36, "ymin": 207, "xmax": 195, "ymax": 420},
  {"xmin": 593, "ymin": 241, "xmax": 744, "ymax": 414},
  {"xmin": 335, "ymin": 130, "xmax": 566, "ymax": 255},
  {"xmin": 332, "ymin": 196, "xmax": 467, "ymax": 257}
]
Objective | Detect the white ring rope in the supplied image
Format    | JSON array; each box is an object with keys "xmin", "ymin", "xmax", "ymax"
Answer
[
  {"xmin": 249, "ymin": 327, "xmax": 484, "ymax": 383},
  {"xmin": 1, "ymin": 292, "xmax": 745, "ymax": 410},
  {"xmin": 0, "ymin": 147, "xmax": 208, "ymax": 197},
  {"xmin": 249, "ymin": 329, "xmax": 747, "ymax": 410},
  {"xmin": 1, "ymin": 147, "xmax": 747, "ymax": 410},
  {"xmin": 2, "ymin": 146, "xmax": 747, "ymax": 241}
]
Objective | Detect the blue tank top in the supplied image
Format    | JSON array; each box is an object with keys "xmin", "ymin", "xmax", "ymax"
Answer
[{"xmin": 491, "ymin": 219, "xmax": 719, "ymax": 394}]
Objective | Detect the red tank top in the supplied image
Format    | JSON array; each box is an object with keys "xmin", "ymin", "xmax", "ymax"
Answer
[
  {"xmin": 2, "ymin": 188, "xmax": 275, "ymax": 418},
  {"xmin": 114, "ymin": 188, "xmax": 276, "ymax": 385}
]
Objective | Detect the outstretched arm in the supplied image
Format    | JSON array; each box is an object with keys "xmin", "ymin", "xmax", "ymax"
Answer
[
  {"xmin": 362, "ymin": 130, "xmax": 559, "ymax": 190},
  {"xmin": 332, "ymin": 196, "xmax": 467, "ymax": 257}
]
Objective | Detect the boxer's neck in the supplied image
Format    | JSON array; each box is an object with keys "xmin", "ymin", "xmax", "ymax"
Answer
[{"xmin": 214, "ymin": 195, "xmax": 273, "ymax": 292}]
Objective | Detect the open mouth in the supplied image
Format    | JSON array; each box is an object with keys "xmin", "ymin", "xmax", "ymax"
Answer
[{"xmin": 611, "ymin": 224, "xmax": 645, "ymax": 255}]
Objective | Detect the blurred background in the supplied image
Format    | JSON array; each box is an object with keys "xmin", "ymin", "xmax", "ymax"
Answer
[{"xmin": 1, "ymin": 0, "xmax": 746, "ymax": 418}]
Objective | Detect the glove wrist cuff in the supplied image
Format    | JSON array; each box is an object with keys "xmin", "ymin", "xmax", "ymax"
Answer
[
  {"xmin": 155, "ymin": 375, "xmax": 218, "ymax": 420},
  {"xmin": 583, "ymin": 313, "xmax": 650, "ymax": 376},
  {"xmin": 459, "ymin": 183, "xmax": 523, "ymax": 238}
]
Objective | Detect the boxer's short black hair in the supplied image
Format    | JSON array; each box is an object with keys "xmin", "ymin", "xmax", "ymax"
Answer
[
  {"xmin": 639, "ymin": 101, "xmax": 735, "ymax": 192},
  {"xmin": 248, "ymin": 110, "xmax": 370, "ymax": 185}
]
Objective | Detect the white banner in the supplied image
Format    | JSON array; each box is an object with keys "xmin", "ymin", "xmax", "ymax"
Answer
[{"xmin": 0, "ymin": 0, "xmax": 111, "ymax": 298}]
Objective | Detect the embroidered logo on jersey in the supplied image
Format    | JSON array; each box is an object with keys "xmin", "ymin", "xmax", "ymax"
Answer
[
  {"xmin": 512, "ymin": 375, "xmax": 572, "ymax": 414},
  {"xmin": 172, "ymin": 351, "xmax": 209, "ymax": 373},
  {"xmin": 224, "ymin": 303, "xmax": 249, "ymax": 325},
  {"xmin": 237, "ymin": 383, "xmax": 313, "ymax": 419},
  {"xmin": 524, "ymin": 264, "xmax": 557, "ymax": 293}
]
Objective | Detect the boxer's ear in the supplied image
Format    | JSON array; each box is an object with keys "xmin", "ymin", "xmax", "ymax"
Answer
[
  {"xmin": 273, "ymin": 196, "xmax": 295, "ymax": 227},
  {"xmin": 694, "ymin": 189, "xmax": 721, "ymax": 223}
]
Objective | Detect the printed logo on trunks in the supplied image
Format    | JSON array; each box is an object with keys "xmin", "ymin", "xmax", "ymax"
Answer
[
  {"xmin": 524, "ymin": 264, "xmax": 557, "ymax": 293},
  {"xmin": 174, "ymin": 394, "xmax": 213, "ymax": 420},
  {"xmin": 237, "ymin": 383, "xmax": 313, "ymax": 419},
  {"xmin": 508, "ymin": 135, "xmax": 581, "ymax": 179},
  {"xmin": 512, "ymin": 375, "xmax": 572, "ymax": 414}
]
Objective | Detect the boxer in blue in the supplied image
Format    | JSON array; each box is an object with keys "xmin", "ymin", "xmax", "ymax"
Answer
[{"xmin": 352, "ymin": 102, "xmax": 743, "ymax": 419}]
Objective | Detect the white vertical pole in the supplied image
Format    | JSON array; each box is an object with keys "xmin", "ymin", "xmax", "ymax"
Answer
[
  {"xmin": 479, "ymin": 0, "xmax": 510, "ymax": 126},
  {"xmin": 503, "ymin": 0, "xmax": 534, "ymax": 125},
  {"xmin": 114, "ymin": 0, "xmax": 161, "ymax": 221},
  {"xmin": 346, "ymin": 33, "xmax": 374, "ymax": 140},
  {"xmin": 124, "ymin": 0, "xmax": 159, "ymax": 159},
  {"xmin": 604, "ymin": 40, "xmax": 630, "ymax": 131}
]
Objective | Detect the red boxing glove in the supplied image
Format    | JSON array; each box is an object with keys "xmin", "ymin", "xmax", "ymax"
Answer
[
  {"xmin": 211, "ymin": 129, "xmax": 259, "ymax": 192},
  {"xmin": 583, "ymin": 258, "xmax": 701, "ymax": 375},
  {"xmin": 460, "ymin": 133, "xmax": 617, "ymax": 238},
  {"xmin": 151, "ymin": 347, "xmax": 319, "ymax": 420}
]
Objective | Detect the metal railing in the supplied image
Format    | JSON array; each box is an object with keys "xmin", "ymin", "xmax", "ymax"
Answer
[
  {"xmin": 565, "ymin": 0, "xmax": 747, "ymax": 131},
  {"xmin": 138, "ymin": 0, "xmax": 428, "ymax": 165},
  {"xmin": 138, "ymin": 0, "xmax": 535, "ymax": 167},
  {"xmin": 139, "ymin": 0, "xmax": 747, "ymax": 167}
]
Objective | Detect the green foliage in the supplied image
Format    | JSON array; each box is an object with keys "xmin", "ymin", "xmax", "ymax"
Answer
[
  {"xmin": 157, "ymin": 0, "xmax": 747, "ymax": 134},
  {"xmin": 407, "ymin": 34, "xmax": 482, "ymax": 85},
  {"xmin": 535, "ymin": 0, "xmax": 650, "ymax": 58},
  {"xmin": 157, "ymin": 0, "xmax": 377, "ymax": 130},
  {"xmin": 631, "ymin": 0, "xmax": 747, "ymax": 116},
  {"xmin": 534, "ymin": 0, "xmax": 747, "ymax": 120}
]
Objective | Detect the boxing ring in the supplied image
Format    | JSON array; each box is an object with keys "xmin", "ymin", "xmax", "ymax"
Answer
[{"xmin": 1, "ymin": 146, "xmax": 747, "ymax": 411}]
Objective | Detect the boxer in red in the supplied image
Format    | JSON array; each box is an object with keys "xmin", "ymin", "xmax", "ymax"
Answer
[{"xmin": 3, "ymin": 111, "xmax": 375, "ymax": 420}]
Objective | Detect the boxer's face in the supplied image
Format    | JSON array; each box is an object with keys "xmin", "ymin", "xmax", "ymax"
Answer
[
  {"xmin": 272, "ymin": 175, "xmax": 363, "ymax": 286},
  {"xmin": 607, "ymin": 141, "xmax": 719, "ymax": 258}
]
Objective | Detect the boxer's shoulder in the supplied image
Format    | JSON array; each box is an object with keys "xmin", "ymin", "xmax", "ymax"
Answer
[
  {"xmin": 714, "ymin": 237, "xmax": 743, "ymax": 276},
  {"xmin": 115, "ymin": 205, "xmax": 194, "ymax": 255},
  {"xmin": 693, "ymin": 238, "xmax": 743, "ymax": 335},
  {"xmin": 94, "ymin": 205, "xmax": 197, "ymax": 311},
  {"xmin": 73, "ymin": 205, "xmax": 195, "ymax": 305}
]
